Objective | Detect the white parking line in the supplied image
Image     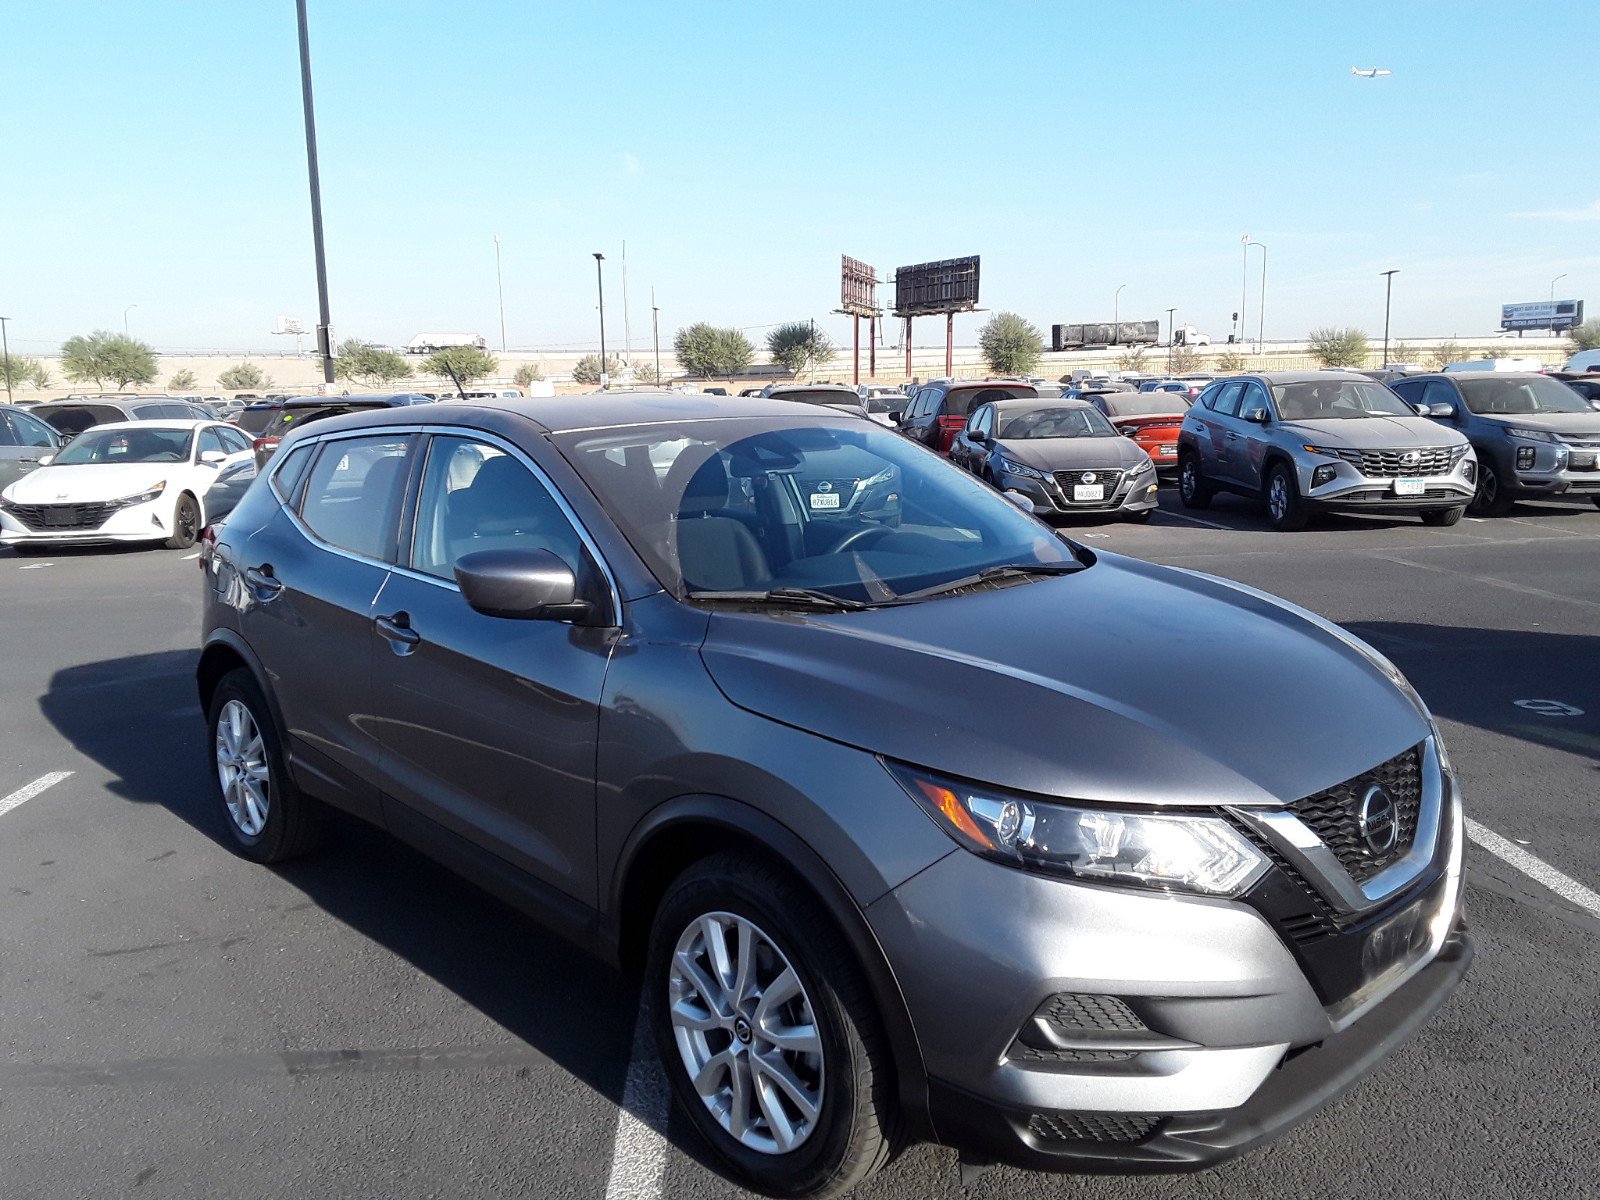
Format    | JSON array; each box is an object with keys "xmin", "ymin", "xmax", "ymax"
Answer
[
  {"xmin": 1467, "ymin": 817, "xmax": 1600, "ymax": 922},
  {"xmin": 1161, "ymin": 510, "xmax": 1232, "ymax": 531},
  {"xmin": 603, "ymin": 1009, "xmax": 670, "ymax": 1200},
  {"xmin": 0, "ymin": 771, "xmax": 73, "ymax": 819},
  {"xmin": 18, "ymin": 563, "xmax": 54, "ymax": 570},
  {"xmin": 182, "ymin": 552, "xmax": 200, "ymax": 561}
]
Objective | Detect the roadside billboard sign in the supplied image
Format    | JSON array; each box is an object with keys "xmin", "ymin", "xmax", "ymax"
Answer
[
  {"xmin": 1500, "ymin": 300, "xmax": 1584, "ymax": 331},
  {"xmin": 893, "ymin": 256, "xmax": 981, "ymax": 316},
  {"xmin": 840, "ymin": 256, "xmax": 879, "ymax": 316}
]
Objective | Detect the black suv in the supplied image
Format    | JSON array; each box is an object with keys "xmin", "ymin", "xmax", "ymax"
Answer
[{"xmin": 895, "ymin": 379, "xmax": 1038, "ymax": 453}]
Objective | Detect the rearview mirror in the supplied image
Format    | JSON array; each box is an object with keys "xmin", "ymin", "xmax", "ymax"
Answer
[
  {"xmin": 200, "ymin": 449, "xmax": 227, "ymax": 465},
  {"xmin": 454, "ymin": 547, "xmax": 595, "ymax": 622},
  {"xmin": 1243, "ymin": 407, "xmax": 1270, "ymax": 424}
]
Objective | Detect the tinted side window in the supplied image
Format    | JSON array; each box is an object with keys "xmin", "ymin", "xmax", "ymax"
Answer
[
  {"xmin": 409, "ymin": 437, "xmax": 588, "ymax": 581},
  {"xmin": 1389, "ymin": 379, "xmax": 1424, "ymax": 402},
  {"xmin": 1212, "ymin": 382, "xmax": 1247, "ymax": 417},
  {"xmin": 1240, "ymin": 382, "xmax": 1271, "ymax": 416},
  {"xmin": 218, "ymin": 426, "xmax": 253, "ymax": 453},
  {"xmin": 198, "ymin": 428, "xmax": 228, "ymax": 458},
  {"xmin": 11, "ymin": 411, "xmax": 56, "ymax": 447},
  {"xmin": 297, "ymin": 435, "xmax": 413, "ymax": 561},
  {"xmin": 0, "ymin": 413, "xmax": 18, "ymax": 446},
  {"xmin": 1421, "ymin": 381, "xmax": 1459, "ymax": 409},
  {"xmin": 271, "ymin": 443, "xmax": 315, "ymax": 502}
]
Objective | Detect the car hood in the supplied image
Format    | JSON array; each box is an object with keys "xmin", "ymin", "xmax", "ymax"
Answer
[
  {"xmin": 994, "ymin": 436, "xmax": 1146, "ymax": 471},
  {"xmin": 699, "ymin": 553, "xmax": 1430, "ymax": 807},
  {"xmin": 1475, "ymin": 412, "xmax": 1600, "ymax": 437},
  {"xmin": 1, "ymin": 463, "xmax": 177, "ymax": 504},
  {"xmin": 1276, "ymin": 415, "xmax": 1468, "ymax": 448}
]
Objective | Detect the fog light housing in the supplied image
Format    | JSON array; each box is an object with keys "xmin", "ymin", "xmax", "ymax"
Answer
[
  {"xmin": 1462, "ymin": 461, "xmax": 1475, "ymax": 483},
  {"xmin": 1311, "ymin": 464, "xmax": 1338, "ymax": 488},
  {"xmin": 1516, "ymin": 446, "xmax": 1535, "ymax": 470}
]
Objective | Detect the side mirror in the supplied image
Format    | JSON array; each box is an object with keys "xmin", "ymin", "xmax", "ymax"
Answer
[
  {"xmin": 1589, "ymin": 399, "xmax": 1600, "ymax": 412},
  {"xmin": 1002, "ymin": 489, "xmax": 1035, "ymax": 512},
  {"xmin": 200, "ymin": 449, "xmax": 227, "ymax": 465},
  {"xmin": 1243, "ymin": 407, "xmax": 1270, "ymax": 424},
  {"xmin": 39, "ymin": 454, "xmax": 54, "ymax": 466},
  {"xmin": 1411, "ymin": 402, "xmax": 1430, "ymax": 417},
  {"xmin": 888, "ymin": 411, "xmax": 903, "ymax": 424},
  {"xmin": 968, "ymin": 428, "xmax": 987, "ymax": 443},
  {"xmin": 454, "ymin": 547, "xmax": 595, "ymax": 622},
  {"xmin": 1427, "ymin": 403, "xmax": 1455, "ymax": 418}
]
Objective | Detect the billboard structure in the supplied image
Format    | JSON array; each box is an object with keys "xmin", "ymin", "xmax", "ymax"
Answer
[
  {"xmin": 272, "ymin": 315, "xmax": 308, "ymax": 355},
  {"xmin": 892, "ymin": 255, "xmax": 981, "ymax": 377},
  {"xmin": 836, "ymin": 256, "xmax": 882, "ymax": 384},
  {"xmin": 1500, "ymin": 300, "xmax": 1584, "ymax": 333}
]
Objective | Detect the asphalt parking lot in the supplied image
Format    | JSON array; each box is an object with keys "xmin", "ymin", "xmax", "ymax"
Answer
[{"xmin": 2, "ymin": 487, "xmax": 1598, "ymax": 1200}]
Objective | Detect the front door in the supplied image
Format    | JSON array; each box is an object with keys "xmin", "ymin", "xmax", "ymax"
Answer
[
  {"xmin": 368, "ymin": 434, "xmax": 617, "ymax": 906},
  {"xmin": 1232, "ymin": 380, "xmax": 1277, "ymax": 489},
  {"xmin": 0, "ymin": 409, "xmax": 56, "ymax": 493}
]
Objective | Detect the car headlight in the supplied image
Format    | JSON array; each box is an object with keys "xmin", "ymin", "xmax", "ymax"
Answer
[
  {"xmin": 999, "ymin": 458, "xmax": 1045, "ymax": 480},
  {"xmin": 889, "ymin": 764, "xmax": 1269, "ymax": 897},
  {"xmin": 114, "ymin": 482, "xmax": 167, "ymax": 508},
  {"xmin": 1128, "ymin": 457, "xmax": 1155, "ymax": 477},
  {"xmin": 858, "ymin": 465, "xmax": 897, "ymax": 489},
  {"xmin": 1505, "ymin": 427, "xmax": 1559, "ymax": 444}
]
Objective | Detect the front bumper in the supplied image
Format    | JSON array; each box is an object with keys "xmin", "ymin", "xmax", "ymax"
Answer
[
  {"xmin": 1001, "ymin": 468, "xmax": 1160, "ymax": 517},
  {"xmin": 1301, "ymin": 461, "xmax": 1475, "ymax": 512},
  {"xmin": 0, "ymin": 498, "xmax": 174, "ymax": 546}
]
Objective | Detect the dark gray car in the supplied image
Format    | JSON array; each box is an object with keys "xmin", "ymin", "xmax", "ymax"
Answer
[
  {"xmin": 197, "ymin": 393, "xmax": 1470, "ymax": 1197},
  {"xmin": 0, "ymin": 406, "xmax": 62, "ymax": 495},
  {"xmin": 1389, "ymin": 372, "xmax": 1600, "ymax": 515}
]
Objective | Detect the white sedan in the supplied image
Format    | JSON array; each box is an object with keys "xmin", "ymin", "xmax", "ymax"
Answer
[{"xmin": 0, "ymin": 420, "xmax": 257, "ymax": 551}]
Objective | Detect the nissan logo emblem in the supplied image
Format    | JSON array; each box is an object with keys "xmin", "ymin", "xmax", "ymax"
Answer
[
  {"xmin": 1081, "ymin": 471, "xmax": 1097, "ymax": 484},
  {"xmin": 1358, "ymin": 785, "xmax": 1399, "ymax": 855},
  {"xmin": 816, "ymin": 480, "xmax": 833, "ymax": 492}
]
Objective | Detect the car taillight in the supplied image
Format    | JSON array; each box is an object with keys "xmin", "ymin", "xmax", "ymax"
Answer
[
  {"xmin": 253, "ymin": 436, "xmax": 279, "ymax": 454},
  {"xmin": 199, "ymin": 524, "xmax": 218, "ymax": 572}
]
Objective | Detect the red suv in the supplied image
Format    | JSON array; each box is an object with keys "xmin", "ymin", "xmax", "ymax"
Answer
[
  {"xmin": 1084, "ymin": 391, "xmax": 1191, "ymax": 474},
  {"xmin": 896, "ymin": 380, "xmax": 1038, "ymax": 453}
]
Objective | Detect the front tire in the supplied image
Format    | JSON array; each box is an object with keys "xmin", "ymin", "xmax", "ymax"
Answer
[
  {"xmin": 1470, "ymin": 459, "xmax": 1514, "ymax": 517},
  {"xmin": 1420, "ymin": 505, "xmax": 1465, "ymax": 527},
  {"xmin": 1265, "ymin": 462, "xmax": 1309, "ymax": 531},
  {"xmin": 1177, "ymin": 452, "xmax": 1213, "ymax": 509},
  {"xmin": 166, "ymin": 492, "xmax": 201, "ymax": 549},
  {"xmin": 647, "ymin": 854, "xmax": 896, "ymax": 1199},
  {"xmin": 206, "ymin": 668, "xmax": 323, "ymax": 863}
]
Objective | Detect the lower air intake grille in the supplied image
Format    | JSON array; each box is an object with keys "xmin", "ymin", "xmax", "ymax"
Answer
[
  {"xmin": 1027, "ymin": 1112, "xmax": 1162, "ymax": 1144},
  {"xmin": 1036, "ymin": 992, "xmax": 1146, "ymax": 1034}
]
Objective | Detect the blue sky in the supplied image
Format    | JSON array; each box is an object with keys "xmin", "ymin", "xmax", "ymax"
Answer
[{"xmin": 5, "ymin": 1, "xmax": 1596, "ymax": 356}]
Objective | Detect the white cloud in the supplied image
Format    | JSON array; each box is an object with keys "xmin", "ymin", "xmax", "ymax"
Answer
[{"xmin": 1510, "ymin": 200, "xmax": 1600, "ymax": 221}]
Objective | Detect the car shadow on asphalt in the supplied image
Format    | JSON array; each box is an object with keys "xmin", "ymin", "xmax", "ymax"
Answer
[
  {"xmin": 1343, "ymin": 622, "xmax": 1600, "ymax": 765},
  {"xmin": 38, "ymin": 647, "xmax": 729, "ymax": 1183}
]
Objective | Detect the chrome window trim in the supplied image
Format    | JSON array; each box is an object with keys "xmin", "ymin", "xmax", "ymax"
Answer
[{"xmin": 279, "ymin": 424, "xmax": 623, "ymax": 623}]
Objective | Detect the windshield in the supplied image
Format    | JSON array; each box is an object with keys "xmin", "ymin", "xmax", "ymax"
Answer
[
  {"xmin": 1270, "ymin": 379, "xmax": 1414, "ymax": 420},
  {"xmin": 555, "ymin": 417, "xmax": 1076, "ymax": 604},
  {"xmin": 771, "ymin": 389, "xmax": 864, "ymax": 409},
  {"xmin": 52, "ymin": 427, "xmax": 194, "ymax": 465},
  {"xmin": 1100, "ymin": 394, "xmax": 1187, "ymax": 417},
  {"xmin": 1458, "ymin": 375, "xmax": 1592, "ymax": 416},
  {"xmin": 997, "ymin": 407, "xmax": 1116, "ymax": 439},
  {"xmin": 234, "ymin": 406, "xmax": 281, "ymax": 434}
]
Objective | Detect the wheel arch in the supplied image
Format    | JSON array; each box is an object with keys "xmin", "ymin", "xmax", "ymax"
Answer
[
  {"xmin": 608, "ymin": 794, "xmax": 932, "ymax": 1135},
  {"xmin": 196, "ymin": 632, "xmax": 283, "ymax": 735}
]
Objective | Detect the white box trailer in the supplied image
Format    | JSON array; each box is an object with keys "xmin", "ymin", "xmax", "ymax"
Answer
[{"xmin": 406, "ymin": 332, "xmax": 488, "ymax": 354}]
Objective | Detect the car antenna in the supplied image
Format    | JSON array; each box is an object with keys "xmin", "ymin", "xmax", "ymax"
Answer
[{"xmin": 441, "ymin": 360, "xmax": 469, "ymax": 401}]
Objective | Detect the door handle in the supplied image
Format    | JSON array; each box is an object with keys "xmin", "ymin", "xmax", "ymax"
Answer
[
  {"xmin": 374, "ymin": 612, "xmax": 421, "ymax": 649},
  {"xmin": 244, "ymin": 565, "xmax": 283, "ymax": 600}
]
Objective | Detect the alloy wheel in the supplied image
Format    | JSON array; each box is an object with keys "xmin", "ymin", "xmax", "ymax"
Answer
[
  {"xmin": 668, "ymin": 912, "xmax": 825, "ymax": 1155},
  {"xmin": 1180, "ymin": 460, "xmax": 1198, "ymax": 500},
  {"xmin": 1269, "ymin": 475, "xmax": 1289, "ymax": 521},
  {"xmin": 215, "ymin": 699, "xmax": 269, "ymax": 837}
]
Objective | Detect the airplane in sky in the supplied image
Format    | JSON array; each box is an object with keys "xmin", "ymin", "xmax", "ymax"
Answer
[{"xmin": 1351, "ymin": 66, "xmax": 1393, "ymax": 78}]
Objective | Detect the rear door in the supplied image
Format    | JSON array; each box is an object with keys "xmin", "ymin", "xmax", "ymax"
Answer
[
  {"xmin": 1190, "ymin": 381, "xmax": 1244, "ymax": 480},
  {"xmin": 367, "ymin": 433, "xmax": 616, "ymax": 906},
  {"xmin": 232, "ymin": 431, "xmax": 416, "ymax": 818},
  {"xmin": 0, "ymin": 409, "xmax": 58, "ymax": 492}
]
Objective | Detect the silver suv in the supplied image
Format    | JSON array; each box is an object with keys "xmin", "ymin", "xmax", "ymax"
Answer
[{"xmin": 1177, "ymin": 371, "xmax": 1477, "ymax": 530}]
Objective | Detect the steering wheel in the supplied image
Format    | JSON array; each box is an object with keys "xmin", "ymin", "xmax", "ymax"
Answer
[{"xmin": 827, "ymin": 525, "xmax": 893, "ymax": 555}]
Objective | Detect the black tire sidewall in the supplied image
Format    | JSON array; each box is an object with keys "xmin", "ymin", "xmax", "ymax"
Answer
[
  {"xmin": 206, "ymin": 669, "xmax": 297, "ymax": 862},
  {"xmin": 646, "ymin": 857, "xmax": 886, "ymax": 1199},
  {"xmin": 168, "ymin": 493, "xmax": 201, "ymax": 549},
  {"xmin": 1266, "ymin": 464, "xmax": 1306, "ymax": 530}
]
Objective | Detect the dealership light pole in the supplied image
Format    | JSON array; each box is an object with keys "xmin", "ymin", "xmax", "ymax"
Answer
[
  {"xmin": 593, "ymin": 252, "xmax": 608, "ymax": 387},
  {"xmin": 123, "ymin": 303, "xmax": 137, "ymax": 336},
  {"xmin": 296, "ymin": 0, "xmax": 335, "ymax": 389},
  {"xmin": 1165, "ymin": 307, "xmax": 1176, "ymax": 372},
  {"xmin": 1380, "ymin": 269, "xmax": 1399, "ymax": 368},
  {"xmin": 1247, "ymin": 241, "xmax": 1266, "ymax": 351},
  {"xmin": 1239, "ymin": 233, "xmax": 1250, "ymax": 347},
  {"xmin": 0, "ymin": 316, "xmax": 13, "ymax": 404},
  {"xmin": 1114, "ymin": 283, "xmax": 1127, "ymax": 330},
  {"xmin": 1550, "ymin": 273, "xmax": 1567, "ymax": 302},
  {"xmin": 493, "ymin": 234, "xmax": 506, "ymax": 352}
]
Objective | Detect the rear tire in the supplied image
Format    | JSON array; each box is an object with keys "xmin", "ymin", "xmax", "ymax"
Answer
[
  {"xmin": 1420, "ymin": 506, "xmax": 1465, "ymax": 527},
  {"xmin": 647, "ymin": 854, "xmax": 897, "ymax": 1199},
  {"xmin": 206, "ymin": 668, "xmax": 323, "ymax": 863},
  {"xmin": 1265, "ymin": 463, "xmax": 1309, "ymax": 531},
  {"xmin": 1470, "ymin": 459, "xmax": 1514, "ymax": 517},
  {"xmin": 1177, "ymin": 452, "xmax": 1213, "ymax": 509}
]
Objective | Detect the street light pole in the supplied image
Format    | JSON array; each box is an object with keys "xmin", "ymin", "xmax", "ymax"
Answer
[
  {"xmin": 1380, "ymin": 269, "xmax": 1399, "ymax": 368},
  {"xmin": 494, "ymin": 234, "xmax": 506, "ymax": 353},
  {"xmin": 593, "ymin": 253, "xmax": 607, "ymax": 387},
  {"xmin": 1114, "ymin": 283, "xmax": 1127, "ymax": 332},
  {"xmin": 296, "ymin": 0, "xmax": 336, "ymax": 389},
  {"xmin": 651, "ymin": 288, "xmax": 661, "ymax": 387},
  {"xmin": 123, "ymin": 304, "xmax": 137, "ymax": 336},
  {"xmin": 1165, "ymin": 307, "xmax": 1176, "ymax": 373},
  {"xmin": 1239, "ymin": 234, "xmax": 1249, "ymax": 347},
  {"xmin": 1550, "ymin": 273, "xmax": 1567, "ymax": 302},
  {"xmin": 1247, "ymin": 241, "xmax": 1266, "ymax": 351},
  {"xmin": 0, "ymin": 316, "xmax": 13, "ymax": 404}
]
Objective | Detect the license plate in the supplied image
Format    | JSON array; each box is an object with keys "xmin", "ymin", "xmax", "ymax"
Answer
[
  {"xmin": 1159, "ymin": 445, "xmax": 1177, "ymax": 457},
  {"xmin": 809, "ymin": 492, "xmax": 842, "ymax": 510},
  {"xmin": 1569, "ymin": 452, "xmax": 1597, "ymax": 470},
  {"xmin": 1073, "ymin": 484, "xmax": 1105, "ymax": 502},
  {"xmin": 1393, "ymin": 478, "xmax": 1425, "ymax": 496},
  {"xmin": 40, "ymin": 508, "xmax": 76, "ymax": 527}
]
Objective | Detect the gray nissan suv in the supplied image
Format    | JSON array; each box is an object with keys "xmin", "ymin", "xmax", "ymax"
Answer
[
  {"xmin": 197, "ymin": 393, "xmax": 1471, "ymax": 1197},
  {"xmin": 1177, "ymin": 371, "xmax": 1477, "ymax": 529}
]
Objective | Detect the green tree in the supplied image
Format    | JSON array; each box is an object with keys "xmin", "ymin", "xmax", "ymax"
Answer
[
  {"xmin": 60, "ymin": 330, "xmax": 159, "ymax": 389},
  {"xmin": 421, "ymin": 345, "xmax": 498, "ymax": 386},
  {"xmin": 572, "ymin": 354, "xmax": 623, "ymax": 385},
  {"xmin": 1214, "ymin": 350, "xmax": 1247, "ymax": 373},
  {"xmin": 632, "ymin": 362, "xmax": 662, "ymax": 384},
  {"xmin": 1307, "ymin": 326, "xmax": 1369, "ymax": 367},
  {"xmin": 673, "ymin": 322, "xmax": 754, "ymax": 378},
  {"xmin": 1114, "ymin": 345, "xmax": 1149, "ymax": 373},
  {"xmin": 1427, "ymin": 341, "xmax": 1465, "ymax": 370},
  {"xmin": 1568, "ymin": 320, "xmax": 1600, "ymax": 353},
  {"xmin": 2, "ymin": 355, "xmax": 48, "ymax": 391},
  {"xmin": 167, "ymin": 368, "xmax": 198, "ymax": 390},
  {"xmin": 1169, "ymin": 346, "xmax": 1200, "ymax": 374},
  {"xmin": 766, "ymin": 321, "xmax": 837, "ymax": 378},
  {"xmin": 512, "ymin": 362, "xmax": 545, "ymax": 389},
  {"xmin": 977, "ymin": 312, "xmax": 1043, "ymax": 376},
  {"xmin": 1484, "ymin": 346, "xmax": 1518, "ymax": 360},
  {"xmin": 1384, "ymin": 341, "xmax": 1418, "ymax": 364},
  {"xmin": 335, "ymin": 339, "xmax": 413, "ymax": 387},
  {"xmin": 218, "ymin": 361, "xmax": 272, "ymax": 390}
]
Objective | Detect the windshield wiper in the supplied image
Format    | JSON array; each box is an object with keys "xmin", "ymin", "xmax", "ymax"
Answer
[
  {"xmin": 687, "ymin": 587, "xmax": 877, "ymax": 611},
  {"xmin": 906, "ymin": 561, "xmax": 1084, "ymax": 600}
]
